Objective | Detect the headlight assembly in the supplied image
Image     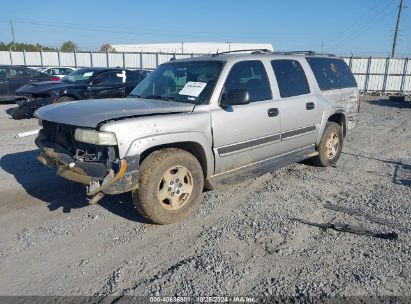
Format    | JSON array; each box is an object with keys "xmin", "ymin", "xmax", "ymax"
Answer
[{"xmin": 74, "ymin": 129, "xmax": 117, "ymax": 146}]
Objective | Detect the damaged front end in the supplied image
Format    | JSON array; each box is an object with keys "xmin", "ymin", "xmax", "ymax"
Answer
[
  {"xmin": 35, "ymin": 120, "xmax": 139, "ymax": 204},
  {"xmin": 15, "ymin": 93, "xmax": 53, "ymax": 108}
]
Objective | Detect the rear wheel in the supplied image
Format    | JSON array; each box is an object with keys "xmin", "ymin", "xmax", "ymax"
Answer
[
  {"xmin": 312, "ymin": 122, "xmax": 343, "ymax": 167},
  {"xmin": 55, "ymin": 96, "xmax": 75, "ymax": 103},
  {"xmin": 133, "ymin": 148, "xmax": 204, "ymax": 224},
  {"xmin": 11, "ymin": 106, "xmax": 33, "ymax": 120}
]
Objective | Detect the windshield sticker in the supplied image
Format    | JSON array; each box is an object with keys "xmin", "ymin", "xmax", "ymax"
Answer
[
  {"xmin": 178, "ymin": 81, "xmax": 207, "ymax": 97},
  {"xmin": 116, "ymin": 70, "xmax": 126, "ymax": 83},
  {"xmin": 83, "ymin": 72, "xmax": 94, "ymax": 77}
]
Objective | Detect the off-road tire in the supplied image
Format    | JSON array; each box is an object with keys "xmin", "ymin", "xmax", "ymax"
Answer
[
  {"xmin": 133, "ymin": 148, "xmax": 204, "ymax": 224},
  {"xmin": 55, "ymin": 96, "xmax": 75, "ymax": 103},
  {"xmin": 312, "ymin": 122, "xmax": 343, "ymax": 167},
  {"xmin": 11, "ymin": 106, "xmax": 33, "ymax": 120}
]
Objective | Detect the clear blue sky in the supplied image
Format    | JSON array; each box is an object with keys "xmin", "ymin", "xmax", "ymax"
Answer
[{"xmin": 1, "ymin": 0, "xmax": 410, "ymax": 56}]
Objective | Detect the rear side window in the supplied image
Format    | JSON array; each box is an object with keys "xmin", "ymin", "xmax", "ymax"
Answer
[
  {"xmin": 94, "ymin": 71, "xmax": 123, "ymax": 85},
  {"xmin": 126, "ymin": 70, "xmax": 143, "ymax": 83},
  {"xmin": 271, "ymin": 60, "xmax": 310, "ymax": 98},
  {"xmin": 306, "ymin": 57, "xmax": 357, "ymax": 90},
  {"xmin": 223, "ymin": 60, "xmax": 272, "ymax": 102}
]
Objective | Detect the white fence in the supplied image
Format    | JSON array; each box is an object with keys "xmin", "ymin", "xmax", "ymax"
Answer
[{"xmin": 1, "ymin": 50, "xmax": 410, "ymax": 94}]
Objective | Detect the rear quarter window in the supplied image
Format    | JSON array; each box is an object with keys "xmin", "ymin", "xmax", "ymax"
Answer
[{"xmin": 306, "ymin": 57, "xmax": 357, "ymax": 91}]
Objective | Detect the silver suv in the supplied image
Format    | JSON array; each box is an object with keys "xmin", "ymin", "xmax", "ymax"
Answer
[{"xmin": 35, "ymin": 50, "xmax": 359, "ymax": 224}]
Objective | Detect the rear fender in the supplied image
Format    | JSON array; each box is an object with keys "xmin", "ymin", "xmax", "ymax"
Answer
[{"xmin": 316, "ymin": 107, "xmax": 346, "ymax": 145}]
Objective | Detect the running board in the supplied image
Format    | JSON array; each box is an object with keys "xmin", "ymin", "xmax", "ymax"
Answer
[{"xmin": 205, "ymin": 145, "xmax": 316, "ymax": 189}]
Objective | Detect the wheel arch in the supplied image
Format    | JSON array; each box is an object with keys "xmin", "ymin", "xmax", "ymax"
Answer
[
  {"xmin": 139, "ymin": 142, "xmax": 209, "ymax": 179},
  {"xmin": 327, "ymin": 112, "xmax": 347, "ymax": 137},
  {"xmin": 56, "ymin": 93, "xmax": 78, "ymax": 102},
  {"xmin": 126, "ymin": 133, "xmax": 214, "ymax": 179},
  {"xmin": 316, "ymin": 109, "xmax": 347, "ymax": 145}
]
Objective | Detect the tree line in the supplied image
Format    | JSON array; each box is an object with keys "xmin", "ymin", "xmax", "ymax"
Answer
[{"xmin": 1, "ymin": 41, "xmax": 115, "ymax": 52}]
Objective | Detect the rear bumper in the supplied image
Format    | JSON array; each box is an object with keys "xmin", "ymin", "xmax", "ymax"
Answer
[{"xmin": 35, "ymin": 132, "xmax": 139, "ymax": 195}]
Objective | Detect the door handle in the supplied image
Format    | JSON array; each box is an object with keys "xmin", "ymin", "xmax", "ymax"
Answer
[
  {"xmin": 267, "ymin": 108, "xmax": 279, "ymax": 117},
  {"xmin": 306, "ymin": 102, "xmax": 315, "ymax": 110}
]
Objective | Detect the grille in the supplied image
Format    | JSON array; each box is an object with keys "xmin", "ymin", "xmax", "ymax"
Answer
[{"xmin": 42, "ymin": 120, "xmax": 77, "ymax": 152}]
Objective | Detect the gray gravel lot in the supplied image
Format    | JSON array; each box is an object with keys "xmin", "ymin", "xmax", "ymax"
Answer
[{"xmin": 0, "ymin": 97, "xmax": 410, "ymax": 297}]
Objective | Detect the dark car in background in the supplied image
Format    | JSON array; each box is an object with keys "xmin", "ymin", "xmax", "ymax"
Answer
[
  {"xmin": 12, "ymin": 67, "xmax": 149, "ymax": 119},
  {"xmin": 0, "ymin": 65, "xmax": 53, "ymax": 103},
  {"xmin": 37, "ymin": 67, "xmax": 77, "ymax": 80}
]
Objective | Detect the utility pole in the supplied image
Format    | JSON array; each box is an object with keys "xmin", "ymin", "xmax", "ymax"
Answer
[
  {"xmin": 391, "ymin": 0, "xmax": 404, "ymax": 57},
  {"xmin": 10, "ymin": 19, "xmax": 16, "ymax": 50}
]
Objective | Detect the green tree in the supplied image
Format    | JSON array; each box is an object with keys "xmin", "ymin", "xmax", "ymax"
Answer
[
  {"xmin": 0, "ymin": 41, "xmax": 56, "ymax": 51},
  {"xmin": 60, "ymin": 41, "xmax": 78, "ymax": 52}
]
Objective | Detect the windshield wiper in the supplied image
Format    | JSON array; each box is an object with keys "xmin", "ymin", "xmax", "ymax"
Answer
[
  {"xmin": 144, "ymin": 95, "xmax": 175, "ymax": 101},
  {"xmin": 128, "ymin": 93, "xmax": 142, "ymax": 98}
]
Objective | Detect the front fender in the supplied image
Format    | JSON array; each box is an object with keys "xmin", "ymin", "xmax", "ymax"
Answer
[{"xmin": 126, "ymin": 131, "xmax": 214, "ymax": 178}]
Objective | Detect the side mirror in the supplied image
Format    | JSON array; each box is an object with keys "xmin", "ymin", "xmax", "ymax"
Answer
[{"xmin": 220, "ymin": 89, "xmax": 251, "ymax": 106}]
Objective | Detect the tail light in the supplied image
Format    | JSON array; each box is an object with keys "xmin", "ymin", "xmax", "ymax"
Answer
[{"xmin": 51, "ymin": 77, "xmax": 60, "ymax": 81}]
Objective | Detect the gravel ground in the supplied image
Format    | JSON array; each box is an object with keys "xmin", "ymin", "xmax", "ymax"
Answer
[{"xmin": 0, "ymin": 96, "xmax": 410, "ymax": 298}]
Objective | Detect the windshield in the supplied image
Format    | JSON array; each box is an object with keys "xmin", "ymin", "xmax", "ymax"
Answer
[
  {"xmin": 128, "ymin": 61, "xmax": 223, "ymax": 104},
  {"xmin": 61, "ymin": 69, "xmax": 96, "ymax": 83}
]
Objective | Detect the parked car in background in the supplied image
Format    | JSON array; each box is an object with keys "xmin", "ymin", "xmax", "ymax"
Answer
[
  {"xmin": 34, "ymin": 50, "xmax": 359, "ymax": 224},
  {"xmin": 11, "ymin": 67, "xmax": 148, "ymax": 119},
  {"xmin": 0, "ymin": 65, "xmax": 53, "ymax": 103},
  {"xmin": 37, "ymin": 67, "xmax": 77, "ymax": 80}
]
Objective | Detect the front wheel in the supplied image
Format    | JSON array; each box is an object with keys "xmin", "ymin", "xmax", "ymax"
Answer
[
  {"xmin": 312, "ymin": 122, "xmax": 343, "ymax": 167},
  {"xmin": 55, "ymin": 96, "xmax": 75, "ymax": 103},
  {"xmin": 133, "ymin": 148, "xmax": 204, "ymax": 224}
]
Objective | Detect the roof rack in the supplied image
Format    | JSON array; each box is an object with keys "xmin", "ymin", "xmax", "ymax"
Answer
[
  {"xmin": 211, "ymin": 49, "xmax": 336, "ymax": 57},
  {"xmin": 211, "ymin": 49, "xmax": 271, "ymax": 56},
  {"xmin": 271, "ymin": 50, "xmax": 336, "ymax": 57}
]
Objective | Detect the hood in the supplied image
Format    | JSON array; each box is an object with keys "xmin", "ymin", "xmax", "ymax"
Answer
[
  {"xmin": 16, "ymin": 81, "xmax": 78, "ymax": 94},
  {"xmin": 35, "ymin": 98, "xmax": 195, "ymax": 128}
]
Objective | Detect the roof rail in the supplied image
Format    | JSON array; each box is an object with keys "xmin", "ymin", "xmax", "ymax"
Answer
[
  {"xmin": 272, "ymin": 50, "xmax": 336, "ymax": 57},
  {"xmin": 272, "ymin": 50, "xmax": 316, "ymax": 55},
  {"xmin": 210, "ymin": 49, "xmax": 336, "ymax": 57},
  {"xmin": 211, "ymin": 49, "xmax": 271, "ymax": 56}
]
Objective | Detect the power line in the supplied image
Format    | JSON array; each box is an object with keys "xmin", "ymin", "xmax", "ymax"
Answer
[
  {"xmin": 330, "ymin": 2, "xmax": 398, "ymax": 49},
  {"xmin": 331, "ymin": 0, "xmax": 389, "ymax": 42},
  {"xmin": 0, "ymin": 17, "xmax": 329, "ymax": 41}
]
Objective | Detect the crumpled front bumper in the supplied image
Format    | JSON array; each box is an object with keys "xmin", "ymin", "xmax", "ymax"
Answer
[
  {"xmin": 15, "ymin": 96, "xmax": 53, "ymax": 108},
  {"xmin": 35, "ymin": 132, "xmax": 140, "ymax": 195}
]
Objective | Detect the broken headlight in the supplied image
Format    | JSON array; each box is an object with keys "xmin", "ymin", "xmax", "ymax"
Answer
[{"xmin": 74, "ymin": 128, "xmax": 117, "ymax": 146}]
